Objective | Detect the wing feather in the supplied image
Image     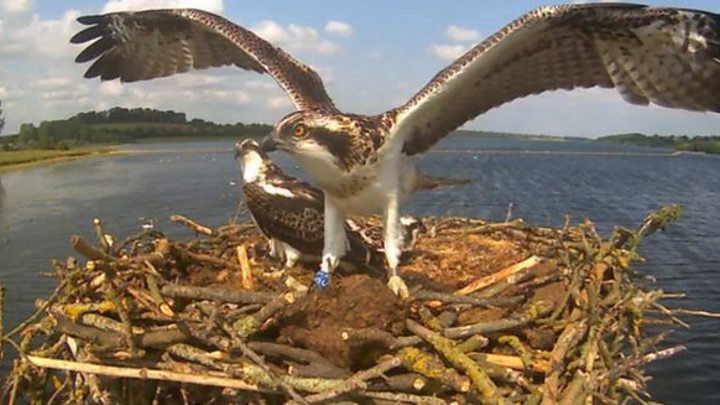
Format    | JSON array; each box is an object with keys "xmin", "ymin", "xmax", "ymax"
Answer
[
  {"xmin": 392, "ymin": 4, "xmax": 720, "ymax": 155},
  {"xmin": 243, "ymin": 177, "xmax": 383, "ymax": 266},
  {"xmin": 71, "ymin": 8, "xmax": 335, "ymax": 111}
]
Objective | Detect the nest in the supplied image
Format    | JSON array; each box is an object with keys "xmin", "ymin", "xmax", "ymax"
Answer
[{"xmin": 1, "ymin": 206, "xmax": 692, "ymax": 404}]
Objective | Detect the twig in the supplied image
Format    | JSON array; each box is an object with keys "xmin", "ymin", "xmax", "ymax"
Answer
[
  {"xmin": 303, "ymin": 356, "xmax": 402, "ymax": 403},
  {"xmin": 248, "ymin": 341, "xmax": 350, "ymax": 378},
  {"xmin": 406, "ymin": 319, "xmax": 499, "ymax": 403},
  {"xmin": 2, "ymin": 281, "xmax": 65, "ymax": 339},
  {"xmin": 359, "ymin": 390, "xmax": 447, "ymax": 405},
  {"xmin": 236, "ymin": 244, "xmax": 254, "ymax": 289},
  {"xmin": 170, "ymin": 214, "xmax": 214, "ymax": 236},
  {"xmin": 456, "ymin": 255, "xmax": 541, "ymax": 295},
  {"xmin": 161, "ymin": 283, "xmax": 278, "ymax": 304},
  {"xmin": 541, "ymin": 319, "xmax": 588, "ymax": 405},
  {"xmin": 396, "ymin": 347, "xmax": 471, "ymax": 393},
  {"xmin": 25, "ymin": 355, "xmax": 266, "ymax": 392},
  {"xmin": 70, "ymin": 235, "xmax": 109, "ymax": 260},
  {"xmin": 444, "ymin": 300, "xmax": 553, "ymax": 339},
  {"xmin": 93, "ymin": 217, "xmax": 112, "ymax": 254}
]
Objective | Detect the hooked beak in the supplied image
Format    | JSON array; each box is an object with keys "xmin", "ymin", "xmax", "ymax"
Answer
[{"xmin": 260, "ymin": 135, "xmax": 278, "ymax": 152}]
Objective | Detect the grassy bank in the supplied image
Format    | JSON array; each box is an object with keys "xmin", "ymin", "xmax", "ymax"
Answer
[{"xmin": 0, "ymin": 148, "xmax": 118, "ymax": 173}]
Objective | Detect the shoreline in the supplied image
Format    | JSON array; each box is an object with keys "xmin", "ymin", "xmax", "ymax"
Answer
[{"xmin": 0, "ymin": 149, "xmax": 122, "ymax": 174}]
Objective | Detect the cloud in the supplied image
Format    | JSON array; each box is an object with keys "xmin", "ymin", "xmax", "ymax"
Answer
[
  {"xmin": 325, "ymin": 20, "xmax": 353, "ymax": 37},
  {"xmin": 0, "ymin": 9, "xmax": 80, "ymax": 59},
  {"xmin": 252, "ymin": 20, "xmax": 340, "ymax": 55},
  {"xmin": 2, "ymin": 0, "xmax": 32, "ymax": 14},
  {"xmin": 267, "ymin": 96, "xmax": 291, "ymax": 109},
  {"xmin": 430, "ymin": 44, "xmax": 468, "ymax": 61},
  {"xmin": 100, "ymin": 81, "xmax": 125, "ymax": 96},
  {"xmin": 446, "ymin": 25, "xmax": 481, "ymax": 42},
  {"xmin": 102, "ymin": 0, "xmax": 223, "ymax": 13}
]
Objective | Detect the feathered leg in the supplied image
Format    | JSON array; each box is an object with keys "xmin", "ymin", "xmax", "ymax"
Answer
[
  {"xmin": 384, "ymin": 192, "xmax": 409, "ymax": 298},
  {"xmin": 316, "ymin": 194, "xmax": 348, "ymax": 288}
]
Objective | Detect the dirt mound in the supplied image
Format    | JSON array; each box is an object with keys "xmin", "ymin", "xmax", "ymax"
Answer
[{"xmin": 276, "ymin": 274, "xmax": 407, "ymax": 369}]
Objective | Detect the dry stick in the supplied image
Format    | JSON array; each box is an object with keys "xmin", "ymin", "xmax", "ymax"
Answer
[
  {"xmin": 359, "ymin": 390, "xmax": 447, "ymax": 405},
  {"xmin": 541, "ymin": 319, "xmax": 589, "ymax": 405},
  {"xmin": 444, "ymin": 300, "xmax": 553, "ymax": 339},
  {"xmin": 71, "ymin": 235, "xmax": 110, "ymax": 260},
  {"xmin": 413, "ymin": 290, "xmax": 525, "ymax": 307},
  {"xmin": 599, "ymin": 345, "xmax": 687, "ymax": 383},
  {"xmin": 369, "ymin": 373, "xmax": 428, "ymax": 393},
  {"xmin": 101, "ymin": 277, "xmax": 138, "ymax": 355},
  {"xmin": 161, "ymin": 283, "xmax": 278, "ymax": 304},
  {"xmin": 340, "ymin": 327, "xmax": 422, "ymax": 350},
  {"xmin": 2, "ymin": 281, "xmax": 66, "ymax": 340},
  {"xmin": 396, "ymin": 347, "xmax": 471, "ymax": 393},
  {"xmin": 670, "ymin": 308, "xmax": 720, "ymax": 318},
  {"xmin": 93, "ymin": 217, "xmax": 111, "ymax": 254},
  {"xmin": 468, "ymin": 353, "xmax": 548, "ymax": 373},
  {"xmin": 302, "ymin": 356, "xmax": 403, "ymax": 403},
  {"xmin": 247, "ymin": 342, "xmax": 350, "ymax": 379},
  {"xmin": 212, "ymin": 315, "xmax": 309, "ymax": 404},
  {"xmin": 456, "ymin": 255, "xmax": 541, "ymax": 296},
  {"xmin": 25, "ymin": 355, "xmax": 265, "ymax": 392},
  {"xmin": 406, "ymin": 319, "xmax": 499, "ymax": 404},
  {"xmin": 170, "ymin": 214, "xmax": 214, "ymax": 236},
  {"xmin": 236, "ymin": 244, "xmax": 254, "ymax": 289}
]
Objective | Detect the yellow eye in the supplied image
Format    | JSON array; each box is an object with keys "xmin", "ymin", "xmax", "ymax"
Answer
[{"xmin": 293, "ymin": 124, "xmax": 307, "ymax": 138}]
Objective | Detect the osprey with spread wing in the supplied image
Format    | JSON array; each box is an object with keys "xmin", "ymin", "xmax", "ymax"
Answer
[
  {"xmin": 72, "ymin": 3, "xmax": 720, "ymax": 297},
  {"xmin": 234, "ymin": 139, "xmax": 433, "ymax": 272}
]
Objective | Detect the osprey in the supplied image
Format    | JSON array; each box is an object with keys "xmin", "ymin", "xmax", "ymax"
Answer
[
  {"xmin": 234, "ymin": 139, "xmax": 433, "ymax": 272},
  {"xmin": 72, "ymin": 4, "xmax": 720, "ymax": 297}
]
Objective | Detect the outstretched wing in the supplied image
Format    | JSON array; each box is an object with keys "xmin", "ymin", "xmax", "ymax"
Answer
[
  {"xmin": 391, "ymin": 4, "xmax": 720, "ymax": 155},
  {"xmin": 71, "ymin": 8, "xmax": 335, "ymax": 111}
]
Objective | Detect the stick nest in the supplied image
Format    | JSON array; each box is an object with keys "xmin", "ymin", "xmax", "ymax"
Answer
[{"xmin": 1, "ymin": 206, "xmax": 689, "ymax": 404}]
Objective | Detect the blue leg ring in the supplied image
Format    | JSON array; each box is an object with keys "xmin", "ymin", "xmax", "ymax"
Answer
[{"xmin": 314, "ymin": 271, "xmax": 330, "ymax": 288}]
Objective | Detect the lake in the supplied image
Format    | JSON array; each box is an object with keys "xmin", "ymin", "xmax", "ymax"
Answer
[{"xmin": 0, "ymin": 137, "xmax": 718, "ymax": 403}]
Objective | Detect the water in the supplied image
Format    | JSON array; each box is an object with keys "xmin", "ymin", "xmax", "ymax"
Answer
[{"xmin": 0, "ymin": 137, "xmax": 718, "ymax": 403}]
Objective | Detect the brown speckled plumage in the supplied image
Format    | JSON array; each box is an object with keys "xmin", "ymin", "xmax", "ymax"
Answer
[
  {"xmin": 71, "ymin": 8, "xmax": 335, "ymax": 111},
  {"xmin": 393, "ymin": 4, "xmax": 720, "ymax": 154},
  {"xmin": 72, "ymin": 4, "xmax": 720, "ymax": 161}
]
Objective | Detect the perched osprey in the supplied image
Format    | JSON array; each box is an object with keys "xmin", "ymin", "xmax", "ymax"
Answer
[
  {"xmin": 234, "ymin": 139, "xmax": 432, "ymax": 272},
  {"xmin": 72, "ymin": 4, "xmax": 720, "ymax": 296}
]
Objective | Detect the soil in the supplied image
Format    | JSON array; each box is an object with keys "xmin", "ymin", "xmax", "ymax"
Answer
[{"xmin": 274, "ymin": 274, "xmax": 407, "ymax": 369}]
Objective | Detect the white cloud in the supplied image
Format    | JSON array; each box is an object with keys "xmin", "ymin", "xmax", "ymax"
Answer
[
  {"xmin": 30, "ymin": 77, "xmax": 74, "ymax": 90},
  {"xmin": 0, "ymin": 9, "xmax": 80, "ymax": 59},
  {"xmin": 267, "ymin": 96, "xmax": 291, "ymax": 109},
  {"xmin": 102, "ymin": 0, "xmax": 223, "ymax": 13},
  {"xmin": 2, "ymin": 0, "xmax": 33, "ymax": 14},
  {"xmin": 430, "ymin": 44, "xmax": 468, "ymax": 61},
  {"xmin": 325, "ymin": 20, "xmax": 352, "ymax": 37},
  {"xmin": 100, "ymin": 81, "xmax": 125, "ymax": 96},
  {"xmin": 446, "ymin": 25, "xmax": 481, "ymax": 42},
  {"xmin": 252, "ymin": 20, "xmax": 340, "ymax": 55}
]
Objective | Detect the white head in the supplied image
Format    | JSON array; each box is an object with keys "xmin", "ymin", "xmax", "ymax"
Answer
[{"xmin": 234, "ymin": 139, "xmax": 274, "ymax": 183}]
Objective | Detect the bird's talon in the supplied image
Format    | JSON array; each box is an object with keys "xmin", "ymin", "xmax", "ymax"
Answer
[
  {"xmin": 314, "ymin": 271, "xmax": 330, "ymax": 289},
  {"xmin": 387, "ymin": 275, "xmax": 409, "ymax": 299}
]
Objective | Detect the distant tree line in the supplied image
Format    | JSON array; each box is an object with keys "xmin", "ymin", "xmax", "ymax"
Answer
[
  {"xmin": 596, "ymin": 132, "xmax": 720, "ymax": 154},
  {"xmin": 0, "ymin": 100, "xmax": 5, "ymax": 135},
  {"xmin": 0, "ymin": 107, "xmax": 272, "ymax": 151}
]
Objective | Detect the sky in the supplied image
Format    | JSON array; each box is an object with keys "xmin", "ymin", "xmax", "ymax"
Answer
[{"xmin": 1, "ymin": 0, "xmax": 720, "ymax": 137}]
